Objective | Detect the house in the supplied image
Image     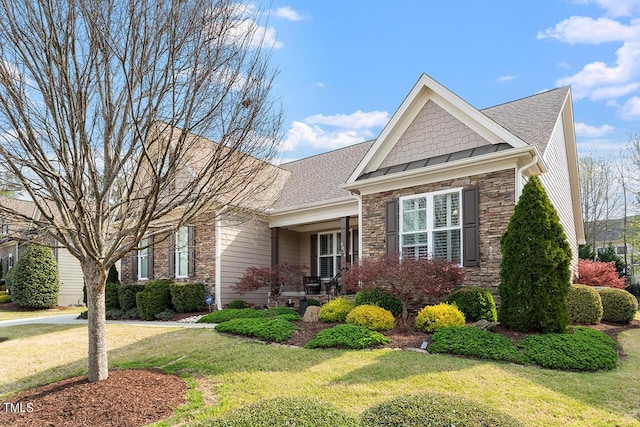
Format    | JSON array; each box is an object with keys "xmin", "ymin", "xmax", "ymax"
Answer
[
  {"xmin": 0, "ymin": 197, "xmax": 86, "ymax": 306},
  {"xmin": 120, "ymin": 73, "xmax": 584, "ymax": 309}
]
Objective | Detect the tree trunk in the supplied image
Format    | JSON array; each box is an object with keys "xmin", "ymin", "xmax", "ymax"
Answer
[{"xmin": 82, "ymin": 260, "xmax": 108, "ymax": 382}]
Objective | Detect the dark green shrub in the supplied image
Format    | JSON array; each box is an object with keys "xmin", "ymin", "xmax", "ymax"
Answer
[
  {"xmin": 445, "ymin": 286, "xmax": 497, "ymax": 322},
  {"xmin": 155, "ymin": 309, "xmax": 176, "ymax": 321},
  {"xmin": 107, "ymin": 265, "xmax": 119, "ymax": 284},
  {"xmin": 518, "ymin": 327, "xmax": 617, "ymax": 371},
  {"xmin": 599, "ymin": 287, "xmax": 638, "ymax": 324},
  {"xmin": 567, "ymin": 284, "xmax": 602, "ymax": 324},
  {"xmin": 118, "ymin": 284, "xmax": 145, "ymax": 310},
  {"xmin": 626, "ymin": 283, "xmax": 640, "ymax": 298},
  {"xmin": 77, "ymin": 310, "xmax": 88, "ymax": 319},
  {"xmin": 318, "ymin": 297, "xmax": 354, "ymax": 322},
  {"xmin": 105, "ymin": 282, "xmax": 120, "ymax": 310},
  {"xmin": 215, "ymin": 317, "xmax": 297, "ymax": 342},
  {"xmin": 304, "ymin": 324, "xmax": 390, "ymax": 349},
  {"xmin": 346, "ymin": 305, "xmax": 395, "ymax": 331},
  {"xmin": 198, "ymin": 307, "xmax": 300, "ymax": 323},
  {"xmin": 136, "ymin": 279, "xmax": 173, "ymax": 321},
  {"xmin": 354, "ymin": 288, "xmax": 402, "ymax": 317},
  {"xmin": 170, "ymin": 282, "xmax": 205, "ymax": 313},
  {"xmin": 360, "ymin": 393, "xmax": 523, "ymax": 427},
  {"xmin": 228, "ymin": 299, "xmax": 248, "ymax": 309},
  {"xmin": 498, "ymin": 177, "xmax": 572, "ymax": 333},
  {"xmin": 7, "ymin": 244, "xmax": 59, "ymax": 309},
  {"xmin": 204, "ymin": 397, "xmax": 358, "ymax": 427},
  {"xmin": 306, "ymin": 298, "xmax": 321, "ymax": 307},
  {"xmin": 428, "ymin": 326, "xmax": 527, "ymax": 364},
  {"xmin": 415, "ymin": 303, "xmax": 465, "ymax": 332}
]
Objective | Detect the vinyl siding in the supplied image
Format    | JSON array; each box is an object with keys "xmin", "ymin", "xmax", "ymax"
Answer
[
  {"xmin": 57, "ymin": 248, "xmax": 85, "ymax": 306},
  {"xmin": 279, "ymin": 228, "xmax": 301, "ymax": 265}
]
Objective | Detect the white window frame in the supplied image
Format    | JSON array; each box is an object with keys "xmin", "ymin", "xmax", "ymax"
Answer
[
  {"xmin": 137, "ymin": 238, "xmax": 149, "ymax": 281},
  {"xmin": 318, "ymin": 230, "xmax": 356, "ymax": 279},
  {"xmin": 399, "ymin": 188, "xmax": 463, "ymax": 265},
  {"xmin": 175, "ymin": 226, "xmax": 189, "ymax": 279}
]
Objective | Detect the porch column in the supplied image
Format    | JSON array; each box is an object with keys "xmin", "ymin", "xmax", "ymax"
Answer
[
  {"xmin": 271, "ymin": 227, "xmax": 280, "ymax": 266},
  {"xmin": 340, "ymin": 216, "xmax": 350, "ymax": 269}
]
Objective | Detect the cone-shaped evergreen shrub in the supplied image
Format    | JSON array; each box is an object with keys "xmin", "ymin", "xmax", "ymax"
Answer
[
  {"xmin": 498, "ymin": 176, "xmax": 572, "ymax": 333},
  {"xmin": 8, "ymin": 244, "xmax": 60, "ymax": 308}
]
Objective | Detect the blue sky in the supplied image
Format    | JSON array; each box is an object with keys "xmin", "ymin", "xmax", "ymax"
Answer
[{"xmin": 254, "ymin": 0, "xmax": 640, "ymax": 162}]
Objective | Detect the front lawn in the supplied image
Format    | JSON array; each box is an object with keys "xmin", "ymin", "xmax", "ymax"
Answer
[{"xmin": 0, "ymin": 304, "xmax": 86, "ymax": 321}]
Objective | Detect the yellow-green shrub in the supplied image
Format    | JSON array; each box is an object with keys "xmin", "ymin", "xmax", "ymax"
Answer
[
  {"xmin": 599, "ymin": 287, "xmax": 638, "ymax": 324},
  {"xmin": 0, "ymin": 290, "xmax": 11, "ymax": 303},
  {"xmin": 346, "ymin": 304, "xmax": 395, "ymax": 331},
  {"xmin": 415, "ymin": 303, "xmax": 465, "ymax": 332},
  {"xmin": 567, "ymin": 284, "xmax": 602, "ymax": 324},
  {"xmin": 318, "ymin": 297, "xmax": 354, "ymax": 322}
]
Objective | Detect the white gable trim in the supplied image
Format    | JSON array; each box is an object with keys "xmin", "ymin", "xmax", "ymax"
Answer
[{"xmin": 347, "ymin": 74, "xmax": 529, "ymax": 183}]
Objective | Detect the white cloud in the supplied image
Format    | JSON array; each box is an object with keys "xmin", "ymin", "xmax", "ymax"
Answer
[
  {"xmin": 273, "ymin": 6, "xmax": 308, "ymax": 21},
  {"xmin": 590, "ymin": 82, "xmax": 640, "ymax": 99},
  {"xmin": 575, "ymin": 122, "xmax": 615, "ymax": 137},
  {"xmin": 497, "ymin": 75, "xmax": 515, "ymax": 82},
  {"xmin": 578, "ymin": 0, "xmax": 640, "ymax": 17},
  {"xmin": 537, "ymin": 16, "xmax": 639, "ymax": 44},
  {"xmin": 305, "ymin": 110, "xmax": 390, "ymax": 129},
  {"xmin": 621, "ymin": 96, "xmax": 640, "ymax": 118},
  {"xmin": 557, "ymin": 61, "xmax": 572, "ymax": 69},
  {"xmin": 315, "ymin": 82, "xmax": 325, "ymax": 88}
]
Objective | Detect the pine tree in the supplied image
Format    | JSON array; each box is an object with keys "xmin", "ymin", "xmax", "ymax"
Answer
[{"xmin": 498, "ymin": 176, "xmax": 572, "ymax": 333}]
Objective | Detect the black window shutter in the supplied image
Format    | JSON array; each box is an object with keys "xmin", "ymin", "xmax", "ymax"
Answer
[
  {"xmin": 310, "ymin": 234, "xmax": 318, "ymax": 276},
  {"xmin": 462, "ymin": 187, "xmax": 480, "ymax": 267},
  {"xmin": 168, "ymin": 232, "xmax": 175, "ymax": 277},
  {"xmin": 131, "ymin": 249, "xmax": 138, "ymax": 281},
  {"xmin": 386, "ymin": 199, "xmax": 399, "ymax": 255},
  {"xmin": 188, "ymin": 226, "xmax": 196, "ymax": 277},
  {"xmin": 148, "ymin": 235, "xmax": 155, "ymax": 280}
]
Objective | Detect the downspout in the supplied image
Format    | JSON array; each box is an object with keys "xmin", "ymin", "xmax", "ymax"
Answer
[
  {"xmin": 515, "ymin": 154, "xmax": 538, "ymax": 201},
  {"xmin": 352, "ymin": 193, "xmax": 363, "ymax": 261},
  {"xmin": 215, "ymin": 206, "xmax": 227, "ymax": 310}
]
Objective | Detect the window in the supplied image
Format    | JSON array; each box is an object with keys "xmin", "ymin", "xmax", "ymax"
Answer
[
  {"xmin": 318, "ymin": 230, "xmax": 357, "ymax": 278},
  {"xmin": 400, "ymin": 189, "xmax": 462, "ymax": 263},
  {"xmin": 137, "ymin": 239, "xmax": 149, "ymax": 280},
  {"xmin": 175, "ymin": 227, "xmax": 189, "ymax": 278},
  {"xmin": 7, "ymin": 253, "xmax": 13, "ymax": 270}
]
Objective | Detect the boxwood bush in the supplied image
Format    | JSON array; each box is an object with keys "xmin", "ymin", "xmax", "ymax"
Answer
[
  {"xmin": 428, "ymin": 326, "xmax": 526, "ymax": 364},
  {"xmin": 304, "ymin": 324, "xmax": 390, "ymax": 349},
  {"xmin": 118, "ymin": 284, "xmax": 146, "ymax": 310},
  {"xmin": 567, "ymin": 284, "xmax": 602, "ymax": 324},
  {"xmin": 318, "ymin": 297, "xmax": 354, "ymax": 322},
  {"xmin": 198, "ymin": 307, "xmax": 300, "ymax": 323},
  {"xmin": 0, "ymin": 290, "xmax": 11, "ymax": 303},
  {"xmin": 136, "ymin": 279, "xmax": 174, "ymax": 321},
  {"xmin": 360, "ymin": 394, "xmax": 522, "ymax": 427},
  {"xmin": 204, "ymin": 397, "xmax": 358, "ymax": 427},
  {"xmin": 346, "ymin": 304, "xmax": 395, "ymax": 331},
  {"xmin": 227, "ymin": 299, "xmax": 249, "ymax": 309},
  {"xmin": 354, "ymin": 288, "xmax": 402, "ymax": 317},
  {"xmin": 105, "ymin": 282, "xmax": 120, "ymax": 310},
  {"xmin": 444, "ymin": 286, "xmax": 497, "ymax": 322},
  {"xmin": 170, "ymin": 282, "xmax": 205, "ymax": 313},
  {"xmin": 599, "ymin": 287, "xmax": 638, "ymax": 324},
  {"xmin": 7, "ymin": 244, "xmax": 59, "ymax": 309},
  {"xmin": 415, "ymin": 303, "xmax": 465, "ymax": 332},
  {"xmin": 215, "ymin": 317, "xmax": 297, "ymax": 342}
]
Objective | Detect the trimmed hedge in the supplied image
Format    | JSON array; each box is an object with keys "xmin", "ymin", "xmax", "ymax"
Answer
[
  {"xmin": 415, "ymin": 303, "xmax": 465, "ymax": 332},
  {"xmin": 360, "ymin": 394, "xmax": 522, "ymax": 427},
  {"xmin": 445, "ymin": 286, "xmax": 497, "ymax": 322},
  {"xmin": 118, "ymin": 284, "xmax": 146, "ymax": 310},
  {"xmin": 318, "ymin": 297, "xmax": 354, "ymax": 322},
  {"xmin": 304, "ymin": 324, "xmax": 390, "ymax": 349},
  {"xmin": 567, "ymin": 284, "xmax": 602, "ymax": 324},
  {"xmin": 346, "ymin": 304, "xmax": 395, "ymax": 331},
  {"xmin": 227, "ymin": 299, "xmax": 249, "ymax": 309},
  {"xmin": 204, "ymin": 397, "xmax": 358, "ymax": 427},
  {"xmin": 354, "ymin": 288, "xmax": 402, "ymax": 317},
  {"xmin": 170, "ymin": 282, "xmax": 205, "ymax": 313},
  {"xmin": 215, "ymin": 317, "xmax": 297, "ymax": 342},
  {"xmin": 428, "ymin": 326, "xmax": 526, "ymax": 364},
  {"xmin": 198, "ymin": 307, "xmax": 300, "ymax": 323},
  {"xmin": 599, "ymin": 287, "xmax": 638, "ymax": 324},
  {"xmin": 136, "ymin": 279, "xmax": 174, "ymax": 321},
  {"xmin": 7, "ymin": 244, "xmax": 59, "ymax": 309},
  {"xmin": 105, "ymin": 282, "xmax": 120, "ymax": 310}
]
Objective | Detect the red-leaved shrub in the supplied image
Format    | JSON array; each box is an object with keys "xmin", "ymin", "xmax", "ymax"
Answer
[
  {"xmin": 574, "ymin": 259, "xmax": 626, "ymax": 289},
  {"xmin": 233, "ymin": 263, "xmax": 307, "ymax": 298}
]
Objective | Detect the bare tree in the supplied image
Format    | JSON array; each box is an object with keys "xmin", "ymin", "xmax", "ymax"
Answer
[
  {"xmin": 579, "ymin": 155, "xmax": 618, "ymax": 249},
  {"xmin": 0, "ymin": 0, "xmax": 282, "ymax": 382}
]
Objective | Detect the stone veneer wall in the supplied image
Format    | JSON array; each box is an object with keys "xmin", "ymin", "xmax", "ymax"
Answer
[{"xmin": 361, "ymin": 169, "xmax": 515, "ymax": 293}]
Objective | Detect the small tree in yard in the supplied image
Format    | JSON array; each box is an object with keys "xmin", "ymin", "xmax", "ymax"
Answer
[
  {"xmin": 7, "ymin": 244, "xmax": 59, "ymax": 308},
  {"xmin": 498, "ymin": 176, "xmax": 572, "ymax": 333},
  {"xmin": 343, "ymin": 254, "xmax": 464, "ymax": 318},
  {"xmin": 233, "ymin": 264, "xmax": 307, "ymax": 305},
  {"xmin": 574, "ymin": 259, "xmax": 626, "ymax": 289}
]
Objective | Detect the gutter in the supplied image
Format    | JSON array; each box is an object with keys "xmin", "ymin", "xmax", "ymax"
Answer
[{"xmin": 515, "ymin": 154, "xmax": 539, "ymax": 201}]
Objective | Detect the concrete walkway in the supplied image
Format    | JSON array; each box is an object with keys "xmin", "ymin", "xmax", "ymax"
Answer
[{"xmin": 0, "ymin": 314, "xmax": 218, "ymax": 328}]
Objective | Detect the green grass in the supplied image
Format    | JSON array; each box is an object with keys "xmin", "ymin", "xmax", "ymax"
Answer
[
  {"xmin": 0, "ymin": 305, "xmax": 86, "ymax": 321},
  {"xmin": 1, "ymin": 321, "xmax": 640, "ymax": 426}
]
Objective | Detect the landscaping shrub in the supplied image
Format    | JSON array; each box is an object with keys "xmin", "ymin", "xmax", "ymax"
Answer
[
  {"xmin": 0, "ymin": 290, "xmax": 11, "ymax": 303},
  {"xmin": 354, "ymin": 288, "xmax": 402, "ymax": 317},
  {"xmin": 360, "ymin": 393, "xmax": 523, "ymax": 427},
  {"xmin": 215, "ymin": 317, "xmax": 297, "ymax": 342},
  {"xmin": 518, "ymin": 327, "xmax": 617, "ymax": 371},
  {"xmin": 626, "ymin": 283, "xmax": 640, "ymax": 298},
  {"xmin": 306, "ymin": 298, "xmax": 321, "ymax": 307},
  {"xmin": 105, "ymin": 282, "xmax": 120, "ymax": 310},
  {"xmin": 346, "ymin": 304, "xmax": 395, "ymax": 331},
  {"xmin": 428, "ymin": 326, "xmax": 526, "ymax": 364},
  {"xmin": 7, "ymin": 244, "xmax": 59, "ymax": 309},
  {"xmin": 227, "ymin": 299, "xmax": 249, "ymax": 309},
  {"xmin": 304, "ymin": 324, "xmax": 390, "ymax": 349},
  {"xmin": 108, "ymin": 307, "xmax": 139, "ymax": 320},
  {"xmin": 170, "ymin": 282, "xmax": 205, "ymax": 313},
  {"xmin": 567, "ymin": 284, "xmax": 602, "ymax": 324},
  {"xmin": 599, "ymin": 287, "xmax": 638, "ymax": 324},
  {"xmin": 444, "ymin": 286, "xmax": 497, "ymax": 322},
  {"xmin": 198, "ymin": 307, "xmax": 300, "ymax": 323},
  {"xmin": 118, "ymin": 284, "xmax": 145, "ymax": 310},
  {"xmin": 136, "ymin": 279, "xmax": 174, "ymax": 321},
  {"xmin": 575, "ymin": 259, "xmax": 626, "ymax": 289},
  {"xmin": 205, "ymin": 397, "xmax": 358, "ymax": 427},
  {"xmin": 415, "ymin": 303, "xmax": 465, "ymax": 332},
  {"xmin": 318, "ymin": 297, "xmax": 354, "ymax": 322},
  {"xmin": 155, "ymin": 309, "xmax": 176, "ymax": 321},
  {"xmin": 107, "ymin": 264, "xmax": 119, "ymax": 284},
  {"xmin": 499, "ymin": 176, "xmax": 571, "ymax": 333}
]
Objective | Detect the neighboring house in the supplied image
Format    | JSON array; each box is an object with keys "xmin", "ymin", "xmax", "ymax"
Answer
[
  {"xmin": 120, "ymin": 73, "xmax": 585, "ymax": 308},
  {"xmin": 0, "ymin": 197, "xmax": 85, "ymax": 306}
]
